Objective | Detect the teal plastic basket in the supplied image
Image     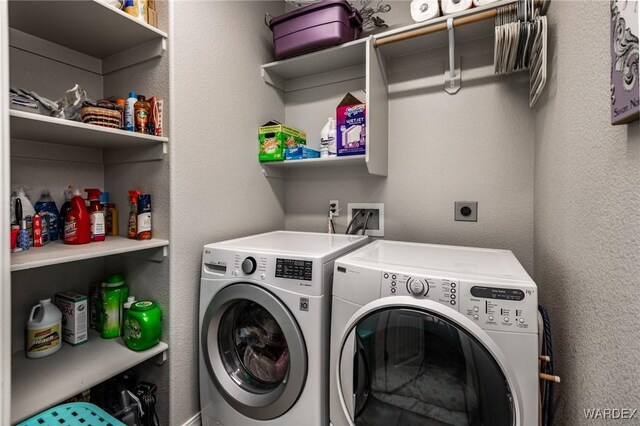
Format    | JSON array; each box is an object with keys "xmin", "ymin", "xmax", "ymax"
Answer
[{"xmin": 17, "ymin": 402, "xmax": 125, "ymax": 426}]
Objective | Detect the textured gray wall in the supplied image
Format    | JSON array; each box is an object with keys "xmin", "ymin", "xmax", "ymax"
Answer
[
  {"xmin": 534, "ymin": 1, "xmax": 640, "ymax": 423},
  {"xmin": 285, "ymin": 37, "xmax": 536, "ymax": 273},
  {"xmin": 169, "ymin": 1, "xmax": 285, "ymax": 423}
]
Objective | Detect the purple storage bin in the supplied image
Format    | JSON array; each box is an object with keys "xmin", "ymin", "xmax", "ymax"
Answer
[{"xmin": 268, "ymin": 0, "xmax": 363, "ymax": 60}]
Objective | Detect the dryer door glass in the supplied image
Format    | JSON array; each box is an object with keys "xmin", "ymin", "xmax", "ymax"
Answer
[
  {"xmin": 341, "ymin": 308, "xmax": 513, "ymax": 426},
  {"xmin": 201, "ymin": 283, "xmax": 307, "ymax": 420}
]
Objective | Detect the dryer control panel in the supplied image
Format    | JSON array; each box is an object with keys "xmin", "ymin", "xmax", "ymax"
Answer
[
  {"xmin": 380, "ymin": 271, "xmax": 537, "ymax": 334},
  {"xmin": 381, "ymin": 271, "xmax": 459, "ymax": 310}
]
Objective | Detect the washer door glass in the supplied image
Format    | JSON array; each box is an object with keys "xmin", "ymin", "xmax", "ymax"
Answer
[
  {"xmin": 219, "ymin": 300, "xmax": 289, "ymax": 391},
  {"xmin": 341, "ymin": 308, "xmax": 514, "ymax": 426},
  {"xmin": 202, "ymin": 283, "xmax": 307, "ymax": 420}
]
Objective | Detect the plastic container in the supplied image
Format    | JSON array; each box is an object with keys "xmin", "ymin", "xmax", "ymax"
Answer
[
  {"xmin": 134, "ymin": 95, "xmax": 151, "ymax": 134},
  {"xmin": 101, "ymin": 273, "xmax": 129, "ymax": 339},
  {"xmin": 320, "ymin": 117, "xmax": 337, "ymax": 158},
  {"xmin": 123, "ymin": 300, "xmax": 162, "ymax": 351},
  {"xmin": 26, "ymin": 298, "xmax": 62, "ymax": 359},
  {"xmin": 136, "ymin": 194, "xmax": 152, "ymax": 240},
  {"xmin": 107, "ymin": 203, "xmax": 119, "ymax": 236},
  {"xmin": 17, "ymin": 402, "xmax": 124, "ymax": 426},
  {"xmin": 34, "ymin": 190, "xmax": 61, "ymax": 241},
  {"xmin": 85, "ymin": 188, "xmax": 106, "ymax": 242},
  {"xmin": 268, "ymin": 0, "xmax": 363, "ymax": 60},
  {"xmin": 59, "ymin": 187, "xmax": 73, "ymax": 240},
  {"xmin": 127, "ymin": 190, "xmax": 141, "ymax": 239},
  {"xmin": 64, "ymin": 188, "xmax": 91, "ymax": 245},
  {"xmin": 125, "ymin": 92, "xmax": 137, "ymax": 131}
]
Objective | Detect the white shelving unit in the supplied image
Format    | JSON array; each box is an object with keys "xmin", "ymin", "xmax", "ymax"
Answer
[
  {"xmin": 11, "ymin": 237, "xmax": 169, "ymax": 272},
  {"xmin": 4, "ymin": 0, "xmax": 172, "ymax": 423},
  {"xmin": 11, "ymin": 331, "xmax": 168, "ymax": 424},
  {"xmin": 261, "ymin": 37, "xmax": 388, "ymax": 177}
]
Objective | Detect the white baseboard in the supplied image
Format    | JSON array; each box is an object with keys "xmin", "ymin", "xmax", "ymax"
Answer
[{"xmin": 182, "ymin": 412, "xmax": 202, "ymax": 426}]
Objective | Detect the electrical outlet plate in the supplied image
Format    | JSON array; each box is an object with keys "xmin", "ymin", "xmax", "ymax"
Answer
[
  {"xmin": 330, "ymin": 199, "xmax": 339, "ymax": 216},
  {"xmin": 347, "ymin": 203, "xmax": 384, "ymax": 237},
  {"xmin": 455, "ymin": 201, "xmax": 478, "ymax": 222}
]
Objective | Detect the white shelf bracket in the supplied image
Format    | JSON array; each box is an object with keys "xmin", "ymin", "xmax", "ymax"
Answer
[
  {"xmin": 260, "ymin": 164, "xmax": 284, "ymax": 178},
  {"xmin": 444, "ymin": 18, "xmax": 461, "ymax": 94},
  {"xmin": 121, "ymin": 246, "xmax": 167, "ymax": 263},
  {"xmin": 153, "ymin": 350, "xmax": 167, "ymax": 366}
]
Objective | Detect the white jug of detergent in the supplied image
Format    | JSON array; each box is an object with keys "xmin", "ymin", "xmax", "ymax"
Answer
[{"xmin": 26, "ymin": 298, "xmax": 62, "ymax": 359}]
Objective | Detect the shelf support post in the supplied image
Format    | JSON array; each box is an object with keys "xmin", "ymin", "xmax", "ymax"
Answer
[{"xmin": 444, "ymin": 18, "xmax": 461, "ymax": 94}]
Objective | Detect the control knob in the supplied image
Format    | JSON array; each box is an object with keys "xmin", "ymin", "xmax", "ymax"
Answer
[
  {"xmin": 408, "ymin": 278, "xmax": 427, "ymax": 296},
  {"xmin": 241, "ymin": 257, "xmax": 257, "ymax": 275}
]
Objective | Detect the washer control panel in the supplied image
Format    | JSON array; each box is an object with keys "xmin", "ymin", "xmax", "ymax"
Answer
[{"xmin": 381, "ymin": 271, "xmax": 459, "ymax": 311}]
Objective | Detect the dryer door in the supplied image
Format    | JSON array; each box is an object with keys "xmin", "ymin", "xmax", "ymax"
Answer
[
  {"xmin": 201, "ymin": 283, "xmax": 307, "ymax": 420},
  {"xmin": 337, "ymin": 297, "xmax": 520, "ymax": 426}
]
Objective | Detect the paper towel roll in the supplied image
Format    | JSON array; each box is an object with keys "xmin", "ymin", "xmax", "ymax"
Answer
[
  {"xmin": 411, "ymin": 0, "xmax": 441, "ymax": 22},
  {"xmin": 441, "ymin": 0, "xmax": 473, "ymax": 15},
  {"xmin": 472, "ymin": 0, "xmax": 499, "ymax": 7}
]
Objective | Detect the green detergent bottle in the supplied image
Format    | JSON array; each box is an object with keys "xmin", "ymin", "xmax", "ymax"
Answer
[
  {"xmin": 123, "ymin": 301, "xmax": 161, "ymax": 351},
  {"xmin": 100, "ymin": 273, "xmax": 128, "ymax": 339}
]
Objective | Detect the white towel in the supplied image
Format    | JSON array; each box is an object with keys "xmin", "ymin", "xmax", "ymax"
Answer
[
  {"xmin": 441, "ymin": 0, "xmax": 473, "ymax": 15},
  {"xmin": 410, "ymin": 0, "xmax": 441, "ymax": 22}
]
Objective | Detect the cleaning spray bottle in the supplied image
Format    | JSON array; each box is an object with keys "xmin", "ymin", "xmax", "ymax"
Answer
[
  {"xmin": 34, "ymin": 189, "xmax": 61, "ymax": 241},
  {"xmin": 320, "ymin": 118, "xmax": 337, "ymax": 158},
  {"xmin": 127, "ymin": 190, "xmax": 141, "ymax": 239},
  {"xmin": 85, "ymin": 189, "xmax": 106, "ymax": 242},
  {"xmin": 64, "ymin": 187, "xmax": 91, "ymax": 245}
]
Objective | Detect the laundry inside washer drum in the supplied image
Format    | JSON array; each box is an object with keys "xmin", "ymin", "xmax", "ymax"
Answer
[{"xmin": 221, "ymin": 301, "xmax": 290, "ymax": 386}]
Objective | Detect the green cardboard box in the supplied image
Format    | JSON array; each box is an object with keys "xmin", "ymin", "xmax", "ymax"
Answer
[{"xmin": 259, "ymin": 121, "xmax": 307, "ymax": 162}]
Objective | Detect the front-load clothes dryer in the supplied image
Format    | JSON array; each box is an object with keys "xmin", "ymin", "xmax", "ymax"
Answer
[
  {"xmin": 199, "ymin": 231, "xmax": 369, "ymax": 426},
  {"xmin": 330, "ymin": 240, "xmax": 539, "ymax": 426}
]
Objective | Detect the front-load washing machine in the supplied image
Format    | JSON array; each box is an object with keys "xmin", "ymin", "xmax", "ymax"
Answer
[
  {"xmin": 199, "ymin": 231, "xmax": 369, "ymax": 426},
  {"xmin": 330, "ymin": 240, "xmax": 539, "ymax": 426}
]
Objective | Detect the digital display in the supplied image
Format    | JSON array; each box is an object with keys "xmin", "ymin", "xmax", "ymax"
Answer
[
  {"xmin": 470, "ymin": 286, "xmax": 525, "ymax": 301},
  {"xmin": 275, "ymin": 258, "xmax": 312, "ymax": 281}
]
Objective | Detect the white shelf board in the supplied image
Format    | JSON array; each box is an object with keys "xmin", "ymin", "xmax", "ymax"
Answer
[
  {"xmin": 263, "ymin": 155, "xmax": 365, "ymax": 169},
  {"xmin": 10, "ymin": 110, "xmax": 168, "ymax": 149},
  {"xmin": 261, "ymin": 155, "xmax": 366, "ymax": 177},
  {"xmin": 374, "ymin": 0, "xmax": 517, "ymax": 59},
  {"xmin": 8, "ymin": 0, "xmax": 167, "ymax": 60},
  {"xmin": 262, "ymin": 38, "xmax": 368, "ymax": 91},
  {"xmin": 11, "ymin": 237, "xmax": 169, "ymax": 272},
  {"xmin": 11, "ymin": 331, "xmax": 168, "ymax": 423}
]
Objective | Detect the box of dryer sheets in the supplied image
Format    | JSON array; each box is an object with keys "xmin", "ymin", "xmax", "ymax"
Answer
[
  {"xmin": 336, "ymin": 92, "xmax": 366, "ymax": 156},
  {"xmin": 55, "ymin": 291, "xmax": 88, "ymax": 345},
  {"xmin": 259, "ymin": 121, "xmax": 307, "ymax": 162}
]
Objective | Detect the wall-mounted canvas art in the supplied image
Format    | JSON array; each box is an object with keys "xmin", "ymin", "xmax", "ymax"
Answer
[{"xmin": 611, "ymin": 0, "xmax": 639, "ymax": 125}]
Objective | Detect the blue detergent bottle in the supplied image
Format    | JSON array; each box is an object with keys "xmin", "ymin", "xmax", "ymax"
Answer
[{"xmin": 34, "ymin": 189, "xmax": 61, "ymax": 241}]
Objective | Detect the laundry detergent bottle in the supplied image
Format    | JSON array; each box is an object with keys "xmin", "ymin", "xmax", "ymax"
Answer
[
  {"xmin": 34, "ymin": 189, "xmax": 61, "ymax": 241},
  {"xmin": 85, "ymin": 188, "xmax": 106, "ymax": 242},
  {"xmin": 64, "ymin": 188, "xmax": 91, "ymax": 245},
  {"xmin": 26, "ymin": 298, "xmax": 62, "ymax": 359}
]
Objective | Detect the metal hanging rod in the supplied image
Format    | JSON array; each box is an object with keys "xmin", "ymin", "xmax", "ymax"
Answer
[{"xmin": 374, "ymin": 0, "xmax": 548, "ymax": 48}]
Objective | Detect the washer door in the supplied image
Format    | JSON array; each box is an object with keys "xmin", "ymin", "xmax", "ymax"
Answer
[
  {"xmin": 202, "ymin": 283, "xmax": 307, "ymax": 420},
  {"xmin": 337, "ymin": 297, "xmax": 519, "ymax": 426}
]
